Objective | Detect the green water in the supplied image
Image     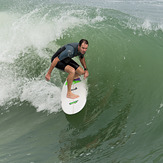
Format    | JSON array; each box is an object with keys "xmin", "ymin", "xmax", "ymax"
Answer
[{"xmin": 0, "ymin": 0, "xmax": 163, "ymax": 162}]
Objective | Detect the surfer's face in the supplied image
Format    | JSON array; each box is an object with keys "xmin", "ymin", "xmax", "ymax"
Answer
[{"xmin": 78, "ymin": 43, "xmax": 88, "ymax": 54}]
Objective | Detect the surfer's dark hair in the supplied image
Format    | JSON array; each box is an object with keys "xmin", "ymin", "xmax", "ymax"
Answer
[{"xmin": 79, "ymin": 39, "xmax": 89, "ymax": 46}]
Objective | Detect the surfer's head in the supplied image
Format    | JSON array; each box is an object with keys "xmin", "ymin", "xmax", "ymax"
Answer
[
  {"xmin": 78, "ymin": 39, "xmax": 89, "ymax": 55},
  {"xmin": 79, "ymin": 39, "xmax": 89, "ymax": 46}
]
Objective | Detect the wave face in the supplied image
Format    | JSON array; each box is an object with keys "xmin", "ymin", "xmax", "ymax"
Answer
[{"xmin": 0, "ymin": 0, "xmax": 163, "ymax": 162}]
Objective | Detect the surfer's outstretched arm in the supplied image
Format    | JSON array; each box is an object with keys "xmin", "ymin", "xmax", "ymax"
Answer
[{"xmin": 45, "ymin": 57, "xmax": 60, "ymax": 81}]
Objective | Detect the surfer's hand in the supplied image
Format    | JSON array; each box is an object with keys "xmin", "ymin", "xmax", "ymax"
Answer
[
  {"xmin": 84, "ymin": 70, "xmax": 89, "ymax": 79},
  {"xmin": 45, "ymin": 73, "xmax": 51, "ymax": 81}
]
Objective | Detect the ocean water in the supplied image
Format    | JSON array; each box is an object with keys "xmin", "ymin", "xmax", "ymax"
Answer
[{"xmin": 0, "ymin": 0, "xmax": 163, "ymax": 162}]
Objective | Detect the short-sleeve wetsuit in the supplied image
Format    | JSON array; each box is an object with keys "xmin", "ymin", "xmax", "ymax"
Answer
[{"xmin": 51, "ymin": 43, "xmax": 84, "ymax": 71}]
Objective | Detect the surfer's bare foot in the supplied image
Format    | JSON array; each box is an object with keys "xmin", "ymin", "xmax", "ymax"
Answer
[{"xmin": 67, "ymin": 92, "xmax": 79, "ymax": 99}]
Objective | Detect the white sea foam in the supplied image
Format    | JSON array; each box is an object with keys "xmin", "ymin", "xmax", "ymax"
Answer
[
  {"xmin": 0, "ymin": 8, "xmax": 88, "ymax": 63},
  {"xmin": 0, "ymin": 76, "xmax": 21, "ymax": 107},
  {"xmin": 0, "ymin": 63, "xmax": 62, "ymax": 113},
  {"xmin": 0, "ymin": 64, "xmax": 22, "ymax": 107},
  {"xmin": 0, "ymin": 6, "xmax": 91, "ymax": 112},
  {"xmin": 20, "ymin": 80, "xmax": 61, "ymax": 113},
  {"xmin": 125, "ymin": 17, "xmax": 163, "ymax": 33}
]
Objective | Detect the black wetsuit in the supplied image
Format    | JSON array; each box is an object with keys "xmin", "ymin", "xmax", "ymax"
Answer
[{"xmin": 51, "ymin": 43, "xmax": 84, "ymax": 71}]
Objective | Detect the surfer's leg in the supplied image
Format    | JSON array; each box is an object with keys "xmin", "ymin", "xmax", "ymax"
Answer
[
  {"xmin": 64, "ymin": 65, "xmax": 79, "ymax": 99},
  {"xmin": 75, "ymin": 66, "xmax": 84, "ymax": 76},
  {"xmin": 73, "ymin": 66, "xmax": 84, "ymax": 79},
  {"xmin": 68, "ymin": 59, "xmax": 84, "ymax": 79}
]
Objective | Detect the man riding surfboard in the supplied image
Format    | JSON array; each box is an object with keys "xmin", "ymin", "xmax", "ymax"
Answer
[{"xmin": 45, "ymin": 39, "xmax": 89, "ymax": 99}]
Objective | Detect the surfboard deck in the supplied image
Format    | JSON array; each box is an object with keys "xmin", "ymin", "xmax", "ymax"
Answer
[{"xmin": 61, "ymin": 78, "xmax": 87, "ymax": 115}]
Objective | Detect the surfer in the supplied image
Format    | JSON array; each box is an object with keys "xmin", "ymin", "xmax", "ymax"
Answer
[{"xmin": 45, "ymin": 39, "xmax": 89, "ymax": 99}]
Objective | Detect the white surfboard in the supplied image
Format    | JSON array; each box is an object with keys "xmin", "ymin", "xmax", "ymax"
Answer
[{"xmin": 61, "ymin": 78, "xmax": 87, "ymax": 115}]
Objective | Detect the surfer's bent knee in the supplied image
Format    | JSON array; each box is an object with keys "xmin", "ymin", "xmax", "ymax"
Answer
[
  {"xmin": 64, "ymin": 65, "xmax": 76, "ymax": 74},
  {"xmin": 76, "ymin": 66, "xmax": 84, "ymax": 75}
]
